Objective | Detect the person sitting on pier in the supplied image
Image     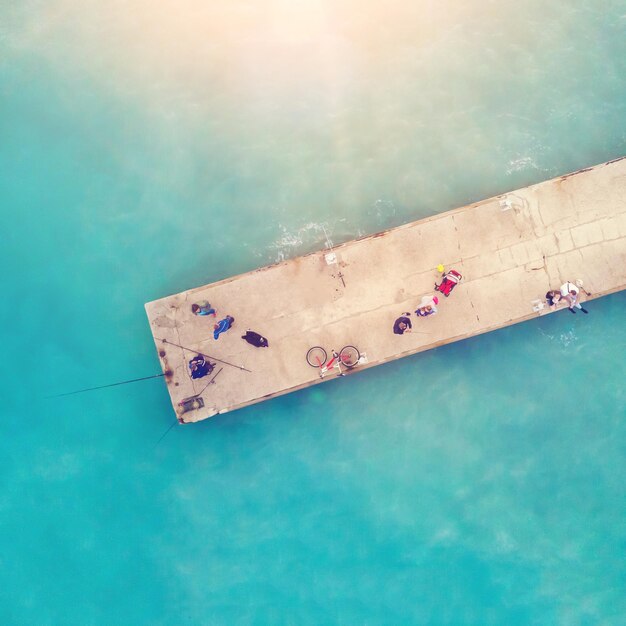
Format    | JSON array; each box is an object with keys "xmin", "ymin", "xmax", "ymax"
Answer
[
  {"xmin": 191, "ymin": 300, "xmax": 216, "ymax": 317},
  {"xmin": 416, "ymin": 295, "xmax": 439, "ymax": 317},
  {"xmin": 560, "ymin": 282, "xmax": 589, "ymax": 314},
  {"xmin": 214, "ymin": 315, "xmax": 235, "ymax": 339},
  {"xmin": 435, "ymin": 269, "xmax": 462, "ymax": 297},
  {"xmin": 545, "ymin": 290, "xmax": 563, "ymax": 308},
  {"xmin": 393, "ymin": 314, "xmax": 412, "ymax": 335},
  {"xmin": 188, "ymin": 354, "xmax": 215, "ymax": 379}
]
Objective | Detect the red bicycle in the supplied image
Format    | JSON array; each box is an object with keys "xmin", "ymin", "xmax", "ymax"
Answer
[{"xmin": 306, "ymin": 345, "xmax": 361, "ymax": 378}]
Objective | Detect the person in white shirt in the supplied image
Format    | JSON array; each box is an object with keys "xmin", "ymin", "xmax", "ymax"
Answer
[{"xmin": 560, "ymin": 282, "xmax": 589, "ymax": 314}]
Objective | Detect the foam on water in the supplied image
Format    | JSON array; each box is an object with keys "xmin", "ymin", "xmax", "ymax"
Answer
[{"xmin": 1, "ymin": 1, "xmax": 625, "ymax": 624}]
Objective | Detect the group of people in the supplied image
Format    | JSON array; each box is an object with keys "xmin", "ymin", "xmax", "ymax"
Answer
[
  {"xmin": 188, "ymin": 299, "xmax": 269, "ymax": 379},
  {"xmin": 191, "ymin": 300, "xmax": 236, "ymax": 339},
  {"xmin": 187, "ymin": 271, "xmax": 589, "ymax": 378},
  {"xmin": 393, "ymin": 295, "xmax": 440, "ymax": 335},
  {"xmin": 393, "ymin": 270, "xmax": 589, "ymax": 336},
  {"xmin": 546, "ymin": 282, "xmax": 589, "ymax": 314},
  {"xmin": 393, "ymin": 269, "xmax": 462, "ymax": 335}
]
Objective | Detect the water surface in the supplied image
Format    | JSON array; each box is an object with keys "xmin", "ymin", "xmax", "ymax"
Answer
[{"xmin": 1, "ymin": 1, "xmax": 625, "ymax": 624}]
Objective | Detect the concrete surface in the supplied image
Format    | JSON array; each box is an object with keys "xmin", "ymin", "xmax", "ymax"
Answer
[{"xmin": 145, "ymin": 157, "xmax": 626, "ymax": 422}]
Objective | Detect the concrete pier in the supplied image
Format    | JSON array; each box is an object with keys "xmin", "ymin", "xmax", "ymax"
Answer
[{"xmin": 146, "ymin": 157, "xmax": 626, "ymax": 423}]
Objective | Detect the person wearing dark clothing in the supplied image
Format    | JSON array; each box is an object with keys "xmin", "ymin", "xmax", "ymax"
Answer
[
  {"xmin": 545, "ymin": 289, "xmax": 571, "ymax": 310},
  {"xmin": 241, "ymin": 330, "xmax": 269, "ymax": 347},
  {"xmin": 393, "ymin": 315, "xmax": 412, "ymax": 335},
  {"xmin": 545, "ymin": 290, "xmax": 562, "ymax": 307},
  {"xmin": 188, "ymin": 354, "xmax": 215, "ymax": 379}
]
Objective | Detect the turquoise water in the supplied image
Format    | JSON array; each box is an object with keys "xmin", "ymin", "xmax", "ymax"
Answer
[{"xmin": 1, "ymin": 1, "xmax": 625, "ymax": 624}]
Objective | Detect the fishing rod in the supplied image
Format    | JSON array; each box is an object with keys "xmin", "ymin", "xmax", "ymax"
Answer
[
  {"xmin": 157, "ymin": 338, "xmax": 252, "ymax": 372},
  {"xmin": 46, "ymin": 372, "xmax": 171, "ymax": 399},
  {"xmin": 154, "ymin": 368, "xmax": 224, "ymax": 448},
  {"xmin": 575, "ymin": 279, "xmax": 592, "ymax": 297},
  {"xmin": 195, "ymin": 367, "xmax": 223, "ymax": 396}
]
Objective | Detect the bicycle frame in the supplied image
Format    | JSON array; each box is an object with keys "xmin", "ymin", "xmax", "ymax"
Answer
[{"xmin": 319, "ymin": 351, "xmax": 344, "ymax": 378}]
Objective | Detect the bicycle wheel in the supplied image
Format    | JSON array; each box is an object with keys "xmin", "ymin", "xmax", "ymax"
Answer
[
  {"xmin": 306, "ymin": 346, "xmax": 327, "ymax": 368},
  {"xmin": 339, "ymin": 345, "xmax": 360, "ymax": 368}
]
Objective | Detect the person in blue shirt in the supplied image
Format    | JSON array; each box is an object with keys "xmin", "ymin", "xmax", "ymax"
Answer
[
  {"xmin": 214, "ymin": 315, "xmax": 235, "ymax": 340},
  {"xmin": 191, "ymin": 300, "xmax": 216, "ymax": 317}
]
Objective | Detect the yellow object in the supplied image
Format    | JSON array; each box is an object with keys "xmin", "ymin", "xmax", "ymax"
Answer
[{"xmin": 437, "ymin": 264, "xmax": 445, "ymax": 273}]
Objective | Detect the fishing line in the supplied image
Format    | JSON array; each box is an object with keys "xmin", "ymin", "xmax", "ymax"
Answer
[
  {"xmin": 154, "ymin": 368, "xmax": 224, "ymax": 447},
  {"xmin": 154, "ymin": 419, "xmax": 178, "ymax": 448},
  {"xmin": 46, "ymin": 372, "xmax": 170, "ymax": 399}
]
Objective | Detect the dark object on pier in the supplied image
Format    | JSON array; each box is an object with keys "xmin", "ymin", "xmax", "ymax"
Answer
[
  {"xmin": 241, "ymin": 330, "xmax": 269, "ymax": 348},
  {"xmin": 188, "ymin": 354, "xmax": 215, "ymax": 379},
  {"xmin": 178, "ymin": 396, "xmax": 205, "ymax": 413}
]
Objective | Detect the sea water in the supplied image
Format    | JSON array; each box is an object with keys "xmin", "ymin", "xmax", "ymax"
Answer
[{"xmin": 1, "ymin": 1, "xmax": 625, "ymax": 624}]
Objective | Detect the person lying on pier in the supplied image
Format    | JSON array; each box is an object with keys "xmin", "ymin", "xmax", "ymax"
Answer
[
  {"xmin": 435, "ymin": 269, "xmax": 462, "ymax": 297},
  {"xmin": 415, "ymin": 295, "xmax": 438, "ymax": 317},
  {"xmin": 191, "ymin": 300, "xmax": 216, "ymax": 317},
  {"xmin": 393, "ymin": 314, "xmax": 412, "ymax": 335},
  {"xmin": 241, "ymin": 330, "xmax": 269, "ymax": 347},
  {"xmin": 214, "ymin": 315, "xmax": 235, "ymax": 339},
  {"xmin": 188, "ymin": 354, "xmax": 215, "ymax": 379},
  {"xmin": 560, "ymin": 282, "xmax": 589, "ymax": 314}
]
